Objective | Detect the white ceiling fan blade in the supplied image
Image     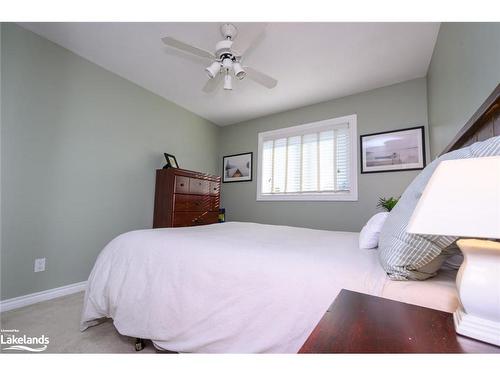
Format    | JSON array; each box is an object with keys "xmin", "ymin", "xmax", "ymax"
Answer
[
  {"xmin": 244, "ymin": 67, "xmax": 277, "ymax": 89},
  {"xmin": 231, "ymin": 23, "xmax": 267, "ymax": 57},
  {"xmin": 202, "ymin": 73, "xmax": 223, "ymax": 93},
  {"xmin": 161, "ymin": 36, "xmax": 215, "ymax": 60}
]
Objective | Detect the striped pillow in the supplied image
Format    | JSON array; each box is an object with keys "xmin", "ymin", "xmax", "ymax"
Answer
[{"xmin": 378, "ymin": 135, "xmax": 500, "ymax": 280}]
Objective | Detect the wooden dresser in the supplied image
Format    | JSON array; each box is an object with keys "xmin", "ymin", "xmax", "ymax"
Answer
[{"xmin": 153, "ymin": 168, "xmax": 221, "ymax": 228}]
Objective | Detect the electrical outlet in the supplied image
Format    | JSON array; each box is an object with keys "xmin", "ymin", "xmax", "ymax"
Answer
[{"xmin": 34, "ymin": 258, "xmax": 46, "ymax": 272}]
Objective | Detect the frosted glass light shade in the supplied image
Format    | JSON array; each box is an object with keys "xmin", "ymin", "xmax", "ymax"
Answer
[
  {"xmin": 407, "ymin": 156, "xmax": 500, "ymax": 239},
  {"xmin": 205, "ymin": 61, "xmax": 221, "ymax": 79},
  {"xmin": 223, "ymin": 73, "xmax": 232, "ymax": 90}
]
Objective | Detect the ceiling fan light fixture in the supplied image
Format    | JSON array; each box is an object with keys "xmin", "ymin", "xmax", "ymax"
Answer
[
  {"xmin": 222, "ymin": 58, "xmax": 233, "ymax": 70},
  {"xmin": 232, "ymin": 62, "xmax": 246, "ymax": 80},
  {"xmin": 223, "ymin": 72, "xmax": 232, "ymax": 90},
  {"xmin": 205, "ymin": 61, "xmax": 221, "ymax": 79}
]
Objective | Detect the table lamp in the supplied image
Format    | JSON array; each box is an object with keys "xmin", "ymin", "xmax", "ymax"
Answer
[{"xmin": 407, "ymin": 156, "xmax": 500, "ymax": 346}]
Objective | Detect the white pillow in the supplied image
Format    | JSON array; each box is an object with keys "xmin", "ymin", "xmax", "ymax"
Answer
[{"xmin": 359, "ymin": 212, "xmax": 389, "ymax": 249}]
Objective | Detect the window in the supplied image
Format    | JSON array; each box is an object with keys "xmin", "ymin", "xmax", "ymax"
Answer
[{"xmin": 257, "ymin": 115, "xmax": 358, "ymax": 201}]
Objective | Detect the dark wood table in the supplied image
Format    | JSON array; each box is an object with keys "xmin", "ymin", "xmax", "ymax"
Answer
[{"xmin": 298, "ymin": 289, "xmax": 500, "ymax": 353}]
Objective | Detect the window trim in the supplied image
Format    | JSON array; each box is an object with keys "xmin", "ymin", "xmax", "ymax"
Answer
[{"xmin": 256, "ymin": 114, "xmax": 358, "ymax": 202}]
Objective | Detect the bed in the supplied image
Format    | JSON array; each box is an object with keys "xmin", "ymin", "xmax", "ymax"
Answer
[
  {"xmin": 80, "ymin": 84, "xmax": 500, "ymax": 353},
  {"xmin": 81, "ymin": 222, "xmax": 458, "ymax": 353}
]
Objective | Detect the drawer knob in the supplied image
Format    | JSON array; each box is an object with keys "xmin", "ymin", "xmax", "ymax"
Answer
[{"xmin": 180, "ymin": 183, "xmax": 184, "ymax": 187}]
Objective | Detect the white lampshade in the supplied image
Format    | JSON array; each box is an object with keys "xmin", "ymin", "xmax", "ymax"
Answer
[
  {"xmin": 232, "ymin": 62, "xmax": 246, "ymax": 80},
  {"xmin": 205, "ymin": 61, "xmax": 221, "ymax": 79},
  {"xmin": 223, "ymin": 72, "xmax": 232, "ymax": 90},
  {"xmin": 407, "ymin": 156, "xmax": 500, "ymax": 239}
]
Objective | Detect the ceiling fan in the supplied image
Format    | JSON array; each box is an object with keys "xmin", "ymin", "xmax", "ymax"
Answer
[{"xmin": 161, "ymin": 23, "xmax": 278, "ymax": 92}]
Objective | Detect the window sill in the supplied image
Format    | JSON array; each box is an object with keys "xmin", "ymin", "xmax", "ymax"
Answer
[{"xmin": 256, "ymin": 192, "xmax": 358, "ymax": 202}]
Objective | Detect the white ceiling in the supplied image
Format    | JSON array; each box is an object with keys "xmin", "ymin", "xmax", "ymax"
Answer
[{"xmin": 19, "ymin": 22, "xmax": 440, "ymax": 126}]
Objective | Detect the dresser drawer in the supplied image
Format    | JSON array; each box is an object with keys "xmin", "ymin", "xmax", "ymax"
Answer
[
  {"xmin": 174, "ymin": 176, "xmax": 190, "ymax": 194},
  {"xmin": 172, "ymin": 212, "xmax": 219, "ymax": 227},
  {"xmin": 189, "ymin": 178, "xmax": 210, "ymax": 195},
  {"xmin": 173, "ymin": 194, "xmax": 212, "ymax": 212},
  {"xmin": 209, "ymin": 181, "xmax": 220, "ymax": 196}
]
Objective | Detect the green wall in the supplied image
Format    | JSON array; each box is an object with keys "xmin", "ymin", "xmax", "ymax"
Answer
[
  {"xmin": 0, "ymin": 24, "xmax": 220, "ymax": 300},
  {"xmin": 427, "ymin": 23, "xmax": 500, "ymax": 158},
  {"xmin": 218, "ymin": 78, "xmax": 429, "ymax": 232}
]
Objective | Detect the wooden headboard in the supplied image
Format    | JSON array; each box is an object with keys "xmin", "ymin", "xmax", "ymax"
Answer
[{"xmin": 440, "ymin": 84, "xmax": 500, "ymax": 155}]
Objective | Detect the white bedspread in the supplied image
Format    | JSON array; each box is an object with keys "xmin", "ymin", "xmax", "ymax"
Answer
[
  {"xmin": 81, "ymin": 222, "xmax": 390, "ymax": 353},
  {"xmin": 381, "ymin": 267, "xmax": 458, "ymax": 312}
]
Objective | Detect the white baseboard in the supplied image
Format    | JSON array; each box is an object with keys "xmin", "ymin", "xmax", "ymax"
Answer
[{"xmin": 0, "ymin": 281, "xmax": 87, "ymax": 313}]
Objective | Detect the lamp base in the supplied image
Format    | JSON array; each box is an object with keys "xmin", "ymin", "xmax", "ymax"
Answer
[
  {"xmin": 453, "ymin": 239, "xmax": 500, "ymax": 347},
  {"xmin": 454, "ymin": 306, "xmax": 500, "ymax": 346}
]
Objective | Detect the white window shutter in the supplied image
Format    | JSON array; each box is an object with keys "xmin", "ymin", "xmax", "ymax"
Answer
[
  {"xmin": 261, "ymin": 140, "xmax": 274, "ymax": 194},
  {"xmin": 258, "ymin": 115, "xmax": 357, "ymax": 201},
  {"xmin": 272, "ymin": 138, "xmax": 287, "ymax": 193},
  {"xmin": 286, "ymin": 136, "xmax": 301, "ymax": 193},
  {"xmin": 301, "ymin": 133, "xmax": 318, "ymax": 192},
  {"xmin": 335, "ymin": 128, "xmax": 350, "ymax": 191}
]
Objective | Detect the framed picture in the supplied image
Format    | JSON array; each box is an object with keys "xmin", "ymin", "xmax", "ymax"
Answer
[
  {"xmin": 360, "ymin": 126, "xmax": 426, "ymax": 173},
  {"xmin": 222, "ymin": 152, "xmax": 253, "ymax": 183},
  {"xmin": 163, "ymin": 153, "xmax": 179, "ymax": 169}
]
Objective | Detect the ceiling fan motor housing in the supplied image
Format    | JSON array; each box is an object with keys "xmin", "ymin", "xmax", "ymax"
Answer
[{"xmin": 215, "ymin": 40, "xmax": 234, "ymax": 59}]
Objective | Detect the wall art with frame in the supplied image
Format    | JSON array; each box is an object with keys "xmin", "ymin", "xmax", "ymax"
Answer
[
  {"xmin": 222, "ymin": 152, "xmax": 253, "ymax": 183},
  {"xmin": 360, "ymin": 126, "xmax": 426, "ymax": 173}
]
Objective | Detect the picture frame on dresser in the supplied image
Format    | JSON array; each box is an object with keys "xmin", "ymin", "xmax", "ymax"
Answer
[
  {"xmin": 360, "ymin": 126, "xmax": 426, "ymax": 173},
  {"xmin": 163, "ymin": 153, "xmax": 179, "ymax": 169},
  {"xmin": 222, "ymin": 152, "xmax": 253, "ymax": 183}
]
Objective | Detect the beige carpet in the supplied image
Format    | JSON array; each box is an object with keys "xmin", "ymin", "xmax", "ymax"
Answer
[{"xmin": 0, "ymin": 292, "xmax": 158, "ymax": 353}]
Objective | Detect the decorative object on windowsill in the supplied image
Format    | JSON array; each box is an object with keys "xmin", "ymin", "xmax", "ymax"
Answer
[
  {"xmin": 360, "ymin": 126, "xmax": 426, "ymax": 173},
  {"xmin": 163, "ymin": 153, "xmax": 179, "ymax": 169},
  {"xmin": 407, "ymin": 156, "xmax": 500, "ymax": 346},
  {"xmin": 376, "ymin": 196, "xmax": 399, "ymax": 212},
  {"xmin": 218, "ymin": 208, "xmax": 226, "ymax": 223},
  {"xmin": 222, "ymin": 152, "xmax": 253, "ymax": 183}
]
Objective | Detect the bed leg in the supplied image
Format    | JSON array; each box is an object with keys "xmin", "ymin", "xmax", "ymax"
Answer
[{"xmin": 135, "ymin": 338, "xmax": 145, "ymax": 351}]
